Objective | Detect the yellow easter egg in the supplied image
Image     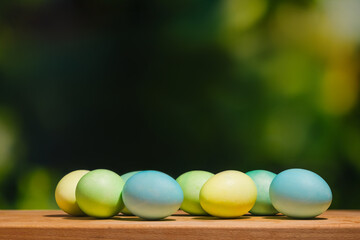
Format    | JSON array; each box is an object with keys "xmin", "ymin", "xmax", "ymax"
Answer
[
  {"xmin": 199, "ymin": 170, "xmax": 257, "ymax": 218},
  {"xmin": 55, "ymin": 170, "xmax": 89, "ymax": 216}
]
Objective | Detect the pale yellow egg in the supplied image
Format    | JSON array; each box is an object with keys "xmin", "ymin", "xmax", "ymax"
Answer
[
  {"xmin": 199, "ymin": 170, "xmax": 257, "ymax": 218},
  {"xmin": 55, "ymin": 170, "xmax": 89, "ymax": 216}
]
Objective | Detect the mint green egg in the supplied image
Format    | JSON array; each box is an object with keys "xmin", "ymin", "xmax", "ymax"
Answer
[
  {"xmin": 120, "ymin": 171, "xmax": 140, "ymax": 215},
  {"xmin": 246, "ymin": 170, "xmax": 278, "ymax": 215},
  {"xmin": 76, "ymin": 169, "xmax": 125, "ymax": 218},
  {"xmin": 176, "ymin": 170, "xmax": 214, "ymax": 215}
]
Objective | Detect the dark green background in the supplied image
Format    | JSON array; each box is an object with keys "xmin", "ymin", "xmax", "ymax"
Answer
[{"xmin": 0, "ymin": 0, "xmax": 359, "ymax": 209}]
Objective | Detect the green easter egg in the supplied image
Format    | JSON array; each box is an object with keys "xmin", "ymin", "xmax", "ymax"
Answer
[
  {"xmin": 76, "ymin": 169, "xmax": 124, "ymax": 218},
  {"xmin": 176, "ymin": 170, "xmax": 214, "ymax": 215},
  {"xmin": 120, "ymin": 171, "xmax": 140, "ymax": 215}
]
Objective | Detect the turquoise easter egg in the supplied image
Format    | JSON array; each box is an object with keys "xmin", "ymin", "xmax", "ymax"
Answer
[
  {"xmin": 269, "ymin": 168, "xmax": 332, "ymax": 218},
  {"xmin": 122, "ymin": 170, "xmax": 183, "ymax": 220},
  {"xmin": 246, "ymin": 170, "xmax": 278, "ymax": 215}
]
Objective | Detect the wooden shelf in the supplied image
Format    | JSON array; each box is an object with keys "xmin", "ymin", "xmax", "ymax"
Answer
[{"xmin": 0, "ymin": 210, "xmax": 359, "ymax": 239}]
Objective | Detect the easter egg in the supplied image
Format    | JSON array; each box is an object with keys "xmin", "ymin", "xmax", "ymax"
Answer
[
  {"xmin": 55, "ymin": 170, "xmax": 89, "ymax": 216},
  {"xmin": 120, "ymin": 171, "xmax": 141, "ymax": 215},
  {"xmin": 176, "ymin": 170, "xmax": 214, "ymax": 215},
  {"xmin": 199, "ymin": 170, "xmax": 257, "ymax": 218},
  {"xmin": 76, "ymin": 169, "xmax": 125, "ymax": 218},
  {"xmin": 246, "ymin": 170, "xmax": 278, "ymax": 215},
  {"xmin": 122, "ymin": 170, "xmax": 183, "ymax": 220},
  {"xmin": 269, "ymin": 168, "xmax": 332, "ymax": 218}
]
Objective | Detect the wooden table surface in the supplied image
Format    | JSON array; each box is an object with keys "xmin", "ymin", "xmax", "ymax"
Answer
[{"xmin": 0, "ymin": 210, "xmax": 359, "ymax": 240}]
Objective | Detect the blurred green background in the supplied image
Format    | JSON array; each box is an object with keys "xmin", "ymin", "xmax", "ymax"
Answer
[{"xmin": 0, "ymin": 0, "xmax": 359, "ymax": 210}]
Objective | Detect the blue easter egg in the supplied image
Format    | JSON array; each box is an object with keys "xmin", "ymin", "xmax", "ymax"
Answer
[
  {"xmin": 122, "ymin": 170, "xmax": 183, "ymax": 220},
  {"xmin": 269, "ymin": 168, "xmax": 332, "ymax": 218}
]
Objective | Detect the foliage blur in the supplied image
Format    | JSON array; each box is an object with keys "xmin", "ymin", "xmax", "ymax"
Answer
[{"xmin": 0, "ymin": 0, "xmax": 359, "ymax": 209}]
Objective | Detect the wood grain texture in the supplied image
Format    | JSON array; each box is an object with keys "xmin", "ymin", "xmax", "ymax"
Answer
[{"xmin": 0, "ymin": 210, "xmax": 359, "ymax": 240}]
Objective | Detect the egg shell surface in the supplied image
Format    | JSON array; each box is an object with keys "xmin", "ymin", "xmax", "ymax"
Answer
[
  {"xmin": 246, "ymin": 170, "xmax": 278, "ymax": 215},
  {"xmin": 120, "ymin": 171, "xmax": 141, "ymax": 215},
  {"xmin": 176, "ymin": 170, "xmax": 214, "ymax": 215},
  {"xmin": 199, "ymin": 170, "xmax": 257, "ymax": 218},
  {"xmin": 55, "ymin": 170, "xmax": 89, "ymax": 216},
  {"xmin": 122, "ymin": 170, "xmax": 183, "ymax": 220},
  {"xmin": 269, "ymin": 168, "xmax": 332, "ymax": 218},
  {"xmin": 76, "ymin": 169, "xmax": 125, "ymax": 218}
]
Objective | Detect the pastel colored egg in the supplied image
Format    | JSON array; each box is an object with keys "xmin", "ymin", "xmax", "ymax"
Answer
[
  {"xmin": 176, "ymin": 170, "xmax": 214, "ymax": 215},
  {"xmin": 120, "ymin": 171, "xmax": 141, "ymax": 215},
  {"xmin": 55, "ymin": 170, "xmax": 89, "ymax": 216},
  {"xmin": 199, "ymin": 170, "xmax": 257, "ymax": 218},
  {"xmin": 246, "ymin": 170, "xmax": 278, "ymax": 215},
  {"xmin": 269, "ymin": 168, "xmax": 332, "ymax": 218},
  {"xmin": 122, "ymin": 170, "xmax": 183, "ymax": 220},
  {"xmin": 76, "ymin": 169, "xmax": 125, "ymax": 218}
]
